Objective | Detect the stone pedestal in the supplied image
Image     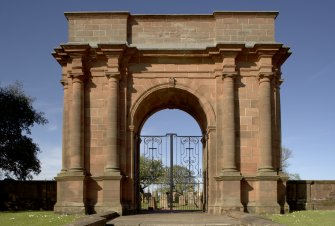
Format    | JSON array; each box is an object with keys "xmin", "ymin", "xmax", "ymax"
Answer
[
  {"xmin": 54, "ymin": 173, "xmax": 87, "ymax": 214},
  {"xmin": 215, "ymin": 175, "xmax": 243, "ymax": 212},
  {"xmin": 253, "ymin": 176, "xmax": 280, "ymax": 214},
  {"xmin": 95, "ymin": 175, "xmax": 122, "ymax": 214}
]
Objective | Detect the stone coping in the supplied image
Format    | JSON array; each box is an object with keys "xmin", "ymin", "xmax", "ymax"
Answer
[
  {"xmin": 64, "ymin": 11, "xmax": 279, "ymax": 19},
  {"xmin": 287, "ymin": 180, "xmax": 335, "ymax": 184},
  {"xmin": 55, "ymin": 42, "xmax": 287, "ymax": 51}
]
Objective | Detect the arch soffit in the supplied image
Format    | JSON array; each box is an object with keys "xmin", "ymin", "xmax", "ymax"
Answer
[{"xmin": 130, "ymin": 82, "xmax": 216, "ymax": 133}]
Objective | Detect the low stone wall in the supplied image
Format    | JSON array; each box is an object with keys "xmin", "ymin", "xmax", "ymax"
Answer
[
  {"xmin": 1, "ymin": 179, "xmax": 335, "ymax": 213},
  {"xmin": 0, "ymin": 180, "xmax": 56, "ymax": 211},
  {"xmin": 287, "ymin": 180, "xmax": 335, "ymax": 211}
]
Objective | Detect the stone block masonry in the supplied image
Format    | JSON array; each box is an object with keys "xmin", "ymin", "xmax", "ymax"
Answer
[
  {"xmin": 53, "ymin": 11, "xmax": 291, "ymax": 215},
  {"xmin": 66, "ymin": 12, "xmax": 276, "ymax": 48}
]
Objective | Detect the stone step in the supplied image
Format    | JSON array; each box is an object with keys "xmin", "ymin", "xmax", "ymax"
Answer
[{"xmin": 106, "ymin": 212, "xmax": 283, "ymax": 226}]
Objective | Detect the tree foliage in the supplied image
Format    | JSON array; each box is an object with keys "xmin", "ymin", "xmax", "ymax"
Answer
[
  {"xmin": 139, "ymin": 155, "xmax": 164, "ymax": 191},
  {"xmin": 281, "ymin": 147, "xmax": 292, "ymax": 172},
  {"xmin": 139, "ymin": 155, "xmax": 198, "ymax": 195},
  {"xmin": 161, "ymin": 165, "xmax": 197, "ymax": 195},
  {"xmin": 0, "ymin": 82, "xmax": 47, "ymax": 180},
  {"xmin": 281, "ymin": 147, "xmax": 301, "ymax": 180}
]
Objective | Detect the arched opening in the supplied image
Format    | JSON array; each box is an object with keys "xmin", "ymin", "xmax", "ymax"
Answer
[
  {"xmin": 138, "ymin": 109, "xmax": 204, "ymax": 212},
  {"xmin": 131, "ymin": 86, "xmax": 215, "ymax": 134},
  {"xmin": 131, "ymin": 87, "xmax": 212, "ymax": 213}
]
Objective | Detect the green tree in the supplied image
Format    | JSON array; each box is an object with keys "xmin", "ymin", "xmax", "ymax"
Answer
[
  {"xmin": 0, "ymin": 82, "xmax": 47, "ymax": 180},
  {"xmin": 139, "ymin": 155, "xmax": 164, "ymax": 191},
  {"xmin": 172, "ymin": 165, "xmax": 197, "ymax": 194},
  {"xmin": 157, "ymin": 165, "xmax": 198, "ymax": 195}
]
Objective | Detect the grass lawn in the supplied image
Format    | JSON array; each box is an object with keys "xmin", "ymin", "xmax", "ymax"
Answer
[
  {"xmin": 266, "ymin": 210, "xmax": 335, "ymax": 226},
  {"xmin": 0, "ymin": 211, "xmax": 81, "ymax": 226}
]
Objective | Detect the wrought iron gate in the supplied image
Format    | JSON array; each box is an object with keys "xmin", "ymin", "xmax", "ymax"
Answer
[{"xmin": 138, "ymin": 134, "xmax": 204, "ymax": 211}]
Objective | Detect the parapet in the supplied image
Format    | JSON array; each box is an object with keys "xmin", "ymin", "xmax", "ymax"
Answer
[{"xmin": 65, "ymin": 11, "xmax": 278, "ymax": 49}]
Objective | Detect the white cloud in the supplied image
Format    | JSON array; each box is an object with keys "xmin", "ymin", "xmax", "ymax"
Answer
[
  {"xmin": 47, "ymin": 124, "xmax": 58, "ymax": 132},
  {"xmin": 34, "ymin": 145, "xmax": 62, "ymax": 180}
]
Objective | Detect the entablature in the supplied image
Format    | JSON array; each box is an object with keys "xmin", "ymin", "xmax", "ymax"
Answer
[{"xmin": 52, "ymin": 43, "xmax": 290, "ymax": 77}]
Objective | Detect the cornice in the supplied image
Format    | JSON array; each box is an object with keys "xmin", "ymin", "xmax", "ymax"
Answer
[
  {"xmin": 64, "ymin": 11, "xmax": 278, "ymax": 19},
  {"xmin": 52, "ymin": 43, "xmax": 291, "ymax": 67}
]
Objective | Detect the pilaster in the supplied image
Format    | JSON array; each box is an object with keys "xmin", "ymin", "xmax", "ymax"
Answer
[
  {"xmin": 273, "ymin": 69, "xmax": 284, "ymax": 172},
  {"xmin": 59, "ymin": 78, "xmax": 69, "ymax": 175}
]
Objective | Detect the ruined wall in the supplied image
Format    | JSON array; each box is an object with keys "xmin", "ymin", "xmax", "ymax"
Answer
[
  {"xmin": 287, "ymin": 180, "xmax": 335, "ymax": 211},
  {"xmin": 0, "ymin": 180, "xmax": 56, "ymax": 211}
]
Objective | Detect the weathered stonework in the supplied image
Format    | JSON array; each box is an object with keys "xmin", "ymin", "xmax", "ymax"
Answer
[{"xmin": 52, "ymin": 12, "xmax": 290, "ymax": 215}]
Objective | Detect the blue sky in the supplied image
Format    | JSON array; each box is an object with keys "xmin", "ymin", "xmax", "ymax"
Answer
[{"xmin": 0, "ymin": 0, "xmax": 334, "ymax": 180}]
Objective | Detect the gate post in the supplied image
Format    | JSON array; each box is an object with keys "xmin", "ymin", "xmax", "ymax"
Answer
[{"xmin": 169, "ymin": 134, "xmax": 174, "ymax": 211}]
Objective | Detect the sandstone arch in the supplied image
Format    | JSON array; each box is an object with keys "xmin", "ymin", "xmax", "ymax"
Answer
[
  {"xmin": 52, "ymin": 11, "xmax": 291, "ymax": 215},
  {"xmin": 130, "ymin": 83, "xmax": 216, "ymax": 134}
]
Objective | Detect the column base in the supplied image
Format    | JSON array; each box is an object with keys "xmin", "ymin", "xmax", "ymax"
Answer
[
  {"xmin": 54, "ymin": 202, "xmax": 86, "ymax": 214},
  {"xmin": 257, "ymin": 168, "xmax": 278, "ymax": 177},
  {"xmin": 207, "ymin": 206, "xmax": 222, "ymax": 215},
  {"xmin": 214, "ymin": 174, "xmax": 243, "ymax": 213},
  {"xmin": 254, "ymin": 177, "xmax": 281, "ymax": 214},
  {"xmin": 247, "ymin": 204, "xmax": 281, "ymax": 214},
  {"xmin": 54, "ymin": 171, "xmax": 87, "ymax": 215},
  {"xmin": 102, "ymin": 174, "xmax": 123, "ymax": 214}
]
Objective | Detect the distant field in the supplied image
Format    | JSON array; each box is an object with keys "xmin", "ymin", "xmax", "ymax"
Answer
[
  {"xmin": 0, "ymin": 211, "xmax": 81, "ymax": 226},
  {"xmin": 267, "ymin": 210, "xmax": 335, "ymax": 226}
]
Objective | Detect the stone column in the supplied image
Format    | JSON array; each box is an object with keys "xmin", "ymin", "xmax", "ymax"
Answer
[
  {"xmin": 60, "ymin": 79, "xmax": 68, "ymax": 173},
  {"xmin": 255, "ymin": 72, "xmax": 280, "ymax": 214},
  {"xmin": 214, "ymin": 53, "xmax": 242, "ymax": 212},
  {"xmin": 221, "ymin": 73, "xmax": 238, "ymax": 174},
  {"xmin": 100, "ymin": 56, "xmax": 122, "ymax": 214},
  {"xmin": 105, "ymin": 73, "xmax": 121, "ymax": 175},
  {"xmin": 129, "ymin": 125, "xmax": 136, "ymax": 209},
  {"xmin": 69, "ymin": 74, "xmax": 84, "ymax": 173},
  {"xmin": 55, "ymin": 56, "xmax": 86, "ymax": 214},
  {"xmin": 257, "ymin": 73, "xmax": 275, "ymax": 174}
]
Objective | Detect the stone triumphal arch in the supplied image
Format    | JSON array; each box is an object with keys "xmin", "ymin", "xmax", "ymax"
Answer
[{"xmin": 52, "ymin": 12, "xmax": 290, "ymax": 215}]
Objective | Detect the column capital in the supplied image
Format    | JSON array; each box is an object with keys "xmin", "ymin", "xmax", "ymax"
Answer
[
  {"xmin": 129, "ymin": 125, "xmax": 135, "ymax": 132},
  {"xmin": 105, "ymin": 72, "xmax": 121, "ymax": 81},
  {"xmin": 60, "ymin": 79, "xmax": 68, "ymax": 88},
  {"xmin": 70, "ymin": 74, "xmax": 85, "ymax": 83},
  {"xmin": 258, "ymin": 72, "xmax": 274, "ymax": 83},
  {"xmin": 68, "ymin": 56, "xmax": 86, "ymax": 80},
  {"xmin": 273, "ymin": 68, "xmax": 283, "ymax": 88},
  {"xmin": 222, "ymin": 72, "xmax": 237, "ymax": 80},
  {"xmin": 206, "ymin": 125, "xmax": 216, "ymax": 134},
  {"xmin": 273, "ymin": 78, "xmax": 284, "ymax": 88}
]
